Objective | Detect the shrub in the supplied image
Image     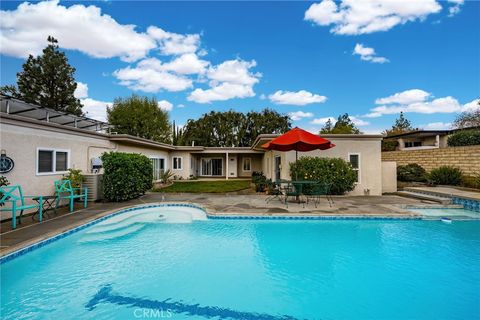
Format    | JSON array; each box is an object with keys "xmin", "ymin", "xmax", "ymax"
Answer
[
  {"xmin": 447, "ymin": 130, "xmax": 480, "ymax": 147},
  {"xmin": 397, "ymin": 163, "xmax": 427, "ymax": 182},
  {"xmin": 0, "ymin": 176, "xmax": 10, "ymax": 207},
  {"xmin": 382, "ymin": 139, "xmax": 398, "ymax": 152},
  {"xmin": 428, "ymin": 166, "xmax": 463, "ymax": 186},
  {"xmin": 252, "ymin": 171, "xmax": 267, "ymax": 192},
  {"xmin": 101, "ymin": 152, "xmax": 153, "ymax": 201},
  {"xmin": 461, "ymin": 174, "xmax": 480, "ymax": 189},
  {"xmin": 62, "ymin": 168, "xmax": 84, "ymax": 188},
  {"xmin": 289, "ymin": 157, "xmax": 357, "ymax": 195}
]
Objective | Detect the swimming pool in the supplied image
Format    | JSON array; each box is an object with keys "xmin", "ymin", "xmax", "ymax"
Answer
[{"xmin": 1, "ymin": 205, "xmax": 479, "ymax": 320}]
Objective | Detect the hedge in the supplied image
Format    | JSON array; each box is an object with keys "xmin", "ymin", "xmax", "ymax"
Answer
[
  {"xmin": 397, "ymin": 163, "xmax": 427, "ymax": 182},
  {"xmin": 428, "ymin": 166, "xmax": 463, "ymax": 186},
  {"xmin": 447, "ymin": 130, "xmax": 480, "ymax": 147},
  {"xmin": 102, "ymin": 152, "xmax": 153, "ymax": 201},
  {"xmin": 289, "ymin": 157, "xmax": 357, "ymax": 195}
]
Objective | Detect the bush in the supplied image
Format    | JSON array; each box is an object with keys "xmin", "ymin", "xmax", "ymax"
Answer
[
  {"xmin": 102, "ymin": 152, "xmax": 153, "ymax": 201},
  {"xmin": 62, "ymin": 168, "xmax": 84, "ymax": 189},
  {"xmin": 252, "ymin": 171, "xmax": 267, "ymax": 192},
  {"xmin": 382, "ymin": 139, "xmax": 398, "ymax": 152},
  {"xmin": 289, "ymin": 157, "xmax": 357, "ymax": 195},
  {"xmin": 447, "ymin": 130, "xmax": 480, "ymax": 147},
  {"xmin": 428, "ymin": 166, "xmax": 463, "ymax": 186},
  {"xmin": 397, "ymin": 163, "xmax": 427, "ymax": 182},
  {"xmin": 461, "ymin": 174, "xmax": 480, "ymax": 189}
]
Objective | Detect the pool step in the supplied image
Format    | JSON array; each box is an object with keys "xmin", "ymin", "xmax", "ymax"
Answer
[
  {"xmin": 397, "ymin": 190, "xmax": 452, "ymax": 204},
  {"xmin": 79, "ymin": 224, "xmax": 146, "ymax": 243},
  {"xmin": 86, "ymin": 214, "xmax": 166, "ymax": 234}
]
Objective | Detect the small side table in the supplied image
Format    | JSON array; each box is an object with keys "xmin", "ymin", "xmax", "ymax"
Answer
[{"xmin": 32, "ymin": 196, "xmax": 57, "ymax": 221}]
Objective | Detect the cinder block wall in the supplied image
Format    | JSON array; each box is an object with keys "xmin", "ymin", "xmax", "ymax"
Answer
[{"xmin": 381, "ymin": 146, "xmax": 480, "ymax": 176}]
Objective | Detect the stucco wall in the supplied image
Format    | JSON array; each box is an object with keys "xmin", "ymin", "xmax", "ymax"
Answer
[
  {"xmin": 382, "ymin": 145, "xmax": 480, "ymax": 176},
  {"xmin": 0, "ymin": 120, "xmax": 114, "ymax": 220},
  {"xmin": 263, "ymin": 137, "xmax": 383, "ymax": 196},
  {"xmin": 237, "ymin": 154, "xmax": 262, "ymax": 177},
  {"xmin": 381, "ymin": 161, "xmax": 397, "ymax": 193}
]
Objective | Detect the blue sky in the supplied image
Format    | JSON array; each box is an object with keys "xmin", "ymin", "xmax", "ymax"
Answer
[{"xmin": 1, "ymin": 0, "xmax": 479, "ymax": 133}]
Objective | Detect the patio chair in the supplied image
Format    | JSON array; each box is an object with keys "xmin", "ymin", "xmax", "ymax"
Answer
[
  {"xmin": 0, "ymin": 185, "xmax": 43, "ymax": 229},
  {"xmin": 54, "ymin": 180, "xmax": 88, "ymax": 212},
  {"xmin": 265, "ymin": 180, "xmax": 282, "ymax": 203},
  {"xmin": 304, "ymin": 182, "xmax": 329, "ymax": 208}
]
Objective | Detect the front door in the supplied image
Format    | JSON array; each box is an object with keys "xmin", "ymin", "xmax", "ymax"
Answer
[{"xmin": 274, "ymin": 156, "xmax": 281, "ymax": 181}]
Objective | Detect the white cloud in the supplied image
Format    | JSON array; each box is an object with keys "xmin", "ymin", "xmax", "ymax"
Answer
[
  {"xmin": 0, "ymin": 0, "xmax": 156, "ymax": 62},
  {"xmin": 269, "ymin": 90, "xmax": 327, "ymax": 106},
  {"xmin": 375, "ymin": 89, "xmax": 431, "ymax": 105},
  {"xmin": 447, "ymin": 0, "xmax": 464, "ymax": 16},
  {"xmin": 177, "ymin": 104, "xmax": 185, "ymax": 108},
  {"xmin": 81, "ymin": 98, "xmax": 111, "ymax": 122},
  {"xmin": 187, "ymin": 59, "xmax": 261, "ymax": 103},
  {"xmin": 310, "ymin": 116, "xmax": 336, "ymax": 125},
  {"xmin": 353, "ymin": 43, "xmax": 389, "ymax": 64},
  {"xmin": 188, "ymin": 83, "xmax": 255, "ymax": 104},
  {"xmin": 310, "ymin": 115, "xmax": 369, "ymax": 126},
  {"xmin": 114, "ymin": 58, "xmax": 193, "ymax": 93},
  {"xmin": 364, "ymin": 90, "xmax": 479, "ymax": 117},
  {"xmin": 288, "ymin": 111, "xmax": 314, "ymax": 121},
  {"xmin": 162, "ymin": 53, "xmax": 209, "ymax": 75},
  {"xmin": 157, "ymin": 100, "xmax": 173, "ymax": 112},
  {"xmin": 74, "ymin": 82, "xmax": 89, "ymax": 99},
  {"xmin": 304, "ymin": 0, "xmax": 442, "ymax": 35},
  {"xmin": 147, "ymin": 26, "xmax": 201, "ymax": 55},
  {"xmin": 206, "ymin": 59, "xmax": 260, "ymax": 86},
  {"xmin": 420, "ymin": 122, "xmax": 452, "ymax": 130}
]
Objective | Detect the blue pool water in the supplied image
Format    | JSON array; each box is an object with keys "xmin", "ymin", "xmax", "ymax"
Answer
[{"xmin": 1, "ymin": 206, "xmax": 480, "ymax": 320}]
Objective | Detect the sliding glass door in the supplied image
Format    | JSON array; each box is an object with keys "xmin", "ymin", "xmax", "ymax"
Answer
[
  {"xmin": 201, "ymin": 158, "xmax": 223, "ymax": 176},
  {"xmin": 151, "ymin": 158, "xmax": 165, "ymax": 181}
]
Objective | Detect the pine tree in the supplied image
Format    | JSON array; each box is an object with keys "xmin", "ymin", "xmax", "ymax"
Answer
[
  {"xmin": 385, "ymin": 112, "xmax": 414, "ymax": 135},
  {"xmin": 0, "ymin": 36, "xmax": 83, "ymax": 116},
  {"xmin": 321, "ymin": 114, "xmax": 360, "ymax": 134}
]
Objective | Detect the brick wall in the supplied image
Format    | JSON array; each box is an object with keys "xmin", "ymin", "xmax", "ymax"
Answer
[{"xmin": 381, "ymin": 145, "xmax": 480, "ymax": 176}]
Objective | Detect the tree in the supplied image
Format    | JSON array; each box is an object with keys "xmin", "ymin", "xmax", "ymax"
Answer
[
  {"xmin": 384, "ymin": 112, "xmax": 414, "ymax": 136},
  {"xmin": 0, "ymin": 36, "xmax": 83, "ymax": 115},
  {"xmin": 320, "ymin": 113, "xmax": 361, "ymax": 134},
  {"xmin": 178, "ymin": 109, "xmax": 291, "ymax": 147},
  {"xmin": 107, "ymin": 95, "xmax": 171, "ymax": 143},
  {"xmin": 453, "ymin": 102, "xmax": 480, "ymax": 128}
]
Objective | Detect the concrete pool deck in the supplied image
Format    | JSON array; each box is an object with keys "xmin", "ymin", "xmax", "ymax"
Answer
[{"xmin": 0, "ymin": 192, "xmax": 448, "ymax": 257}]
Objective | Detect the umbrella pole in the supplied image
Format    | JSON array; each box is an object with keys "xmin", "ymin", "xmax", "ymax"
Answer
[{"xmin": 295, "ymin": 149, "xmax": 298, "ymax": 181}]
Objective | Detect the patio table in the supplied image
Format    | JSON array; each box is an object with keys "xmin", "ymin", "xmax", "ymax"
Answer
[
  {"xmin": 283, "ymin": 180, "xmax": 318, "ymax": 204},
  {"xmin": 31, "ymin": 195, "xmax": 57, "ymax": 222}
]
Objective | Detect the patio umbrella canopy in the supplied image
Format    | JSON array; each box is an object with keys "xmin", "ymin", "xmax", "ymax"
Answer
[{"xmin": 262, "ymin": 127, "xmax": 335, "ymax": 180}]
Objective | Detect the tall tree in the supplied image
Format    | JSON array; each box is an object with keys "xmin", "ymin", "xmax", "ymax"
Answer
[
  {"xmin": 384, "ymin": 112, "xmax": 414, "ymax": 135},
  {"xmin": 453, "ymin": 102, "xmax": 480, "ymax": 128},
  {"xmin": 0, "ymin": 36, "xmax": 83, "ymax": 115},
  {"xmin": 179, "ymin": 109, "xmax": 291, "ymax": 147},
  {"xmin": 107, "ymin": 95, "xmax": 171, "ymax": 143},
  {"xmin": 320, "ymin": 113, "xmax": 361, "ymax": 134}
]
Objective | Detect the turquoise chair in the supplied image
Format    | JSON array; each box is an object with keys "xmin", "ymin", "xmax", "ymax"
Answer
[
  {"xmin": 0, "ymin": 185, "xmax": 43, "ymax": 229},
  {"xmin": 54, "ymin": 180, "xmax": 88, "ymax": 212}
]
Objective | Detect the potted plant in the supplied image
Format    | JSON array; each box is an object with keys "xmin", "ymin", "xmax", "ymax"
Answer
[{"xmin": 62, "ymin": 169, "xmax": 85, "ymax": 195}]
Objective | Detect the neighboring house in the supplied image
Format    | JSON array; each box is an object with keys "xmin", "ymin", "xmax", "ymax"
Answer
[
  {"xmin": 385, "ymin": 127, "xmax": 479, "ymax": 151},
  {"xmin": 0, "ymin": 96, "xmax": 391, "ymax": 214}
]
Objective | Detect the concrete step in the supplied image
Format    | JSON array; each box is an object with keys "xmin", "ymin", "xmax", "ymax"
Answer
[{"xmin": 397, "ymin": 191, "xmax": 453, "ymax": 205}]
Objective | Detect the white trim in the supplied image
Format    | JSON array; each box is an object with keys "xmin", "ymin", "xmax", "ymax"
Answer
[
  {"xmin": 348, "ymin": 153, "xmax": 361, "ymax": 184},
  {"xmin": 36, "ymin": 148, "xmax": 70, "ymax": 176},
  {"xmin": 242, "ymin": 157, "xmax": 252, "ymax": 172},
  {"xmin": 172, "ymin": 156, "xmax": 183, "ymax": 170}
]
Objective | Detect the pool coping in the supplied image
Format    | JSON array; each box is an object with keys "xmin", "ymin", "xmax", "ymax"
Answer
[{"xmin": 0, "ymin": 202, "xmax": 471, "ymax": 264}]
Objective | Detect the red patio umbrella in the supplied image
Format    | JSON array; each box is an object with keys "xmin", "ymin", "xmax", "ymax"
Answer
[{"xmin": 262, "ymin": 127, "xmax": 335, "ymax": 180}]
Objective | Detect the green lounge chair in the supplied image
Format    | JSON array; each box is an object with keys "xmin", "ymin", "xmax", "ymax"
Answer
[
  {"xmin": 54, "ymin": 180, "xmax": 88, "ymax": 212},
  {"xmin": 0, "ymin": 185, "xmax": 43, "ymax": 229}
]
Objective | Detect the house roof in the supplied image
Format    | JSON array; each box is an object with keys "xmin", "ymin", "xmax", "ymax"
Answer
[{"xmin": 385, "ymin": 126, "xmax": 480, "ymax": 139}]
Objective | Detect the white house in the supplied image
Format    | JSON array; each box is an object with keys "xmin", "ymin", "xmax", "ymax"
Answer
[{"xmin": 0, "ymin": 95, "xmax": 394, "ymax": 220}]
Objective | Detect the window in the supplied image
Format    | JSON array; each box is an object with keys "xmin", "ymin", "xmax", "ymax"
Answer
[
  {"xmin": 243, "ymin": 157, "xmax": 251, "ymax": 171},
  {"xmin": 151, "ymin": 158, "xmax": 165, "ymax": 181},
  {"xmin": 348, "ymin": 153, "xmax": 360, "ymax": 183},
  {"xmin": 37, "ymin": 149, "xmax": 70, "ymax": 174},
  {"xmin": 405, "ymin": 141, "xmax": 422, "ymax": 148},
  {"xmin": 173, "ymin": 157, "xmax": 182, "ymax": 170}
]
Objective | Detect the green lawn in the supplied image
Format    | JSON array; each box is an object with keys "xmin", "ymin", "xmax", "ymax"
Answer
[{"xmin": 155, "ymin": 180, "xmax": 251, "ymax": 193}]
